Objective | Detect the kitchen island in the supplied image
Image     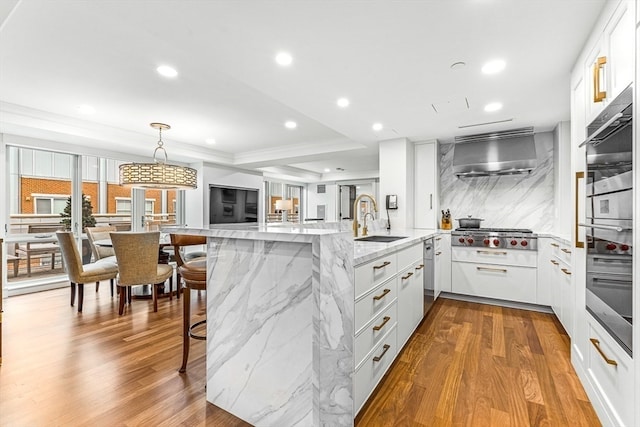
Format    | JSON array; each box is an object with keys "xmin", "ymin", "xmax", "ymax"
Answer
[{"xmin": 166, "ymin": 224, "xmax": 436, "ymax": 426}]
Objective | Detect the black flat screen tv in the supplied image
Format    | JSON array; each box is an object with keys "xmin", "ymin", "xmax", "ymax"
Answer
[{"xmin": 209, "ymin": 185, "xmax": 259, "ymax": 224}]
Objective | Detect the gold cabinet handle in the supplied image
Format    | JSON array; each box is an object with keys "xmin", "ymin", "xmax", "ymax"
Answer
[
  {"xmin": 372, "ymin": 288, "xmax": 391, "ymax": 301},
  {"xmin": 373, "ymin": 344, "xmax": 391, "ymax": 362},
  {"xmin": 590, "ymin": 338, "xmax": 617, "ymax": 366},
  {"xmin": 373, "ymin": 261, "xmax": 391, "ymax": 270},
  {"xmin": 436, "ymin": 251, "xmax": 442, "ymax": 256},
  {"xmin": 575, "ymin": 172, "xmax": 585, "ymax": 248},
  {"xmin": 415, "ymin": 264, "xmax": 424, "ymax": 270},
  {"xmin": 550, "ymin": 243, "xmax": 560, "ymax": 248},
  {"xmin": 550, "ymin": 260, "xmax": 559, "ymax": 265},
  {"xmin": 476, "ymin": 266, "xmax": 507, "ymax": 273},
  {"xmin": 372, "ymin": 316, "xmax": 391, "ymax": 331},
  {"xmin": 561, "ymin": 268, "xmax": 572, "ymax": 275},
  {"xmin": 401, "ymin": 272, "xmax": 414, "ymax": 280},
  {"xmin": 561, "ymin": 248, "xmax": 572, "ymax": 254},
  {"xmin": 436, "ymin": 237, "xmax": 442, "ymax": 241},
  {"xmin": 593, "ymin": 56, "xmax": 607, "ymax": 102},
  {"xmin": 477, "ymin": 250, "xmax": 507, "ymax": 255}
]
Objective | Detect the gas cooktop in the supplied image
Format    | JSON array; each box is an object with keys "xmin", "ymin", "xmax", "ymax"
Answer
[{"xmin": 452, "ymin": 228, "xmax": 537, "ymax": 250}]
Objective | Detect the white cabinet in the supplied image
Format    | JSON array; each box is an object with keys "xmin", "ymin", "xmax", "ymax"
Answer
[
  {"xmin": 451, "ymin": 247, "xmax": 537, "ymax": 304},
  {"xmin": 353, "ymin": 241, "xmax": 424, "ymax": 413},
  {"xmin": 548, "ymin": 241, "xmax": 574, "ymax": 337},
  {"xmin": 536, "ymin": 237, "xmax": 554, "ymax": 306},
  {"xmin": 584, "ymin": 314, "xmax": 634, "ymax": 427},
  {"xmin": 414, "ymin": 141, "xmax": 438, "ymax": 229},
  {"xmin": 434, "ymin": 233, "xmax": 451, "ymax": 295},
  {"xmin": 585, "ymin": 0, "xmax": 635, "ymax": 123}
]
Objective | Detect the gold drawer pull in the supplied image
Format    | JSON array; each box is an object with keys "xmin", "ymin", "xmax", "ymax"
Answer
[
  {"xmin": 415, "ymin": 264, "xmax": 424, "ymax": 270},
  {"xmin": 372, "ymin": 288, "xmax": 391, "ymax": 301},
  {"xmin": 373, "ymin": 261, "xmax": 391, "ymax": 270},
  {"xmin": 561, "ymin": 248, "xmax": 572, "ymax": 254},
  {"xmin": 373, "ymin": 344, "xmax": 391, "ymax": 362},
  {"xmin": 401, "ymin": 272, "xmax": 413, "ymax": 280},
  {"xmin": 436, "ymin": 237, "xmax": 442, "ymax": 241},
  {"xmin": 550, "ymin": 260, "xmax": 559, "ymax": 265},
  {"xmin": 477, "ymin": 250, "xmax": 507, "ymax": 255},
  {"xmin": 372, "ymin": 316, "xmax": 391, "ymax": 331},
  {"xmin": 477, "ymin": 266, "xmax": 507, "ymax": 273},
  {"xmin": 561, "ymin": 268, "xmax": 571, "ymax": 275},
  {"xmin": 590, "ymin": 338, "xmax": 617, "ymax": 366},
  {"xmin": 593, "ymin": 56, "xmax": 607, "ymax": 102},
  {"xmin": 436, "ymin": 251, "xmax": 442, "ymax": 256},
  {"xmin": 550, "ymin": 243, "xmax": 559, "ymax": 248}
]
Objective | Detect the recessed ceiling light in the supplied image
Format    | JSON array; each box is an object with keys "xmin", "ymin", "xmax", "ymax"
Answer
[
  {"xmin": 205, "ymin": 138, "xmax": 216, "ymax": 145},
  {"xmin": 372, "ymin": 123, "xmax": 383, "ymax": 131},
  {"xmin": 337, "ymin": 97, "xmax": 350, "ymax": 108},
  {"xmin": 77, "ymin": 104, "xmax": 95, "ymax": 115},
  {"xmin": 324, "ymin": 168, "xmax": 331, "ymax": 172},
  {"xmin": 285, "ymin": 121, "xmax": 297, "ymax": 129},
  {"xmin": 275, "ymin": 52, "xmax": 293, "ymax": 66},
  {"xmin": 157, "ymin": 65, "xmax": 178, "ymax": 78},
  {"xmin": 481, "ymin": 59, "xmax": 506, "ymax": 75},
  {"xmin": 484, "ymin": 102, "xmax": 503, "ymax": 112}
]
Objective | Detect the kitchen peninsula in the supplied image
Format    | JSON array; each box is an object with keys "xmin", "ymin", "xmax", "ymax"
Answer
[{"xmin": 167, "ymin": 224, "xmax": 436, "ymax": 426}]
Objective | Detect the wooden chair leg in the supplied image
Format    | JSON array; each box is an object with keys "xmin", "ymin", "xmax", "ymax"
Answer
[
  {"xmin": 50, "ymin": 253, "xmax": 55, "ymax": 269},
  {"xmin": 96, "ymin": 282, "xmax": 100, "ymax": 292},
  {"xmin": 118, "ymin": 286, "xmax": 126, "ymax": 315},
  {"xmin": 70, "ymin": 282, "xmax": 76, "ymax": 306},
  {"xmin": 110, "ymin": 279, "xmax": 114, "ymax": 297},
  {"xmin": 179, "ymin": 287, "xmax": 191, "ymax": 373},
  {"xmin": 78, "ymin": 283, "xmax": 84, "ymax": 312},
  {"xmin": 169, "ymin": 277, "xmax": 173, "ymax": 301},
  {"xmin": 26, "ymin": 253, "xmax": 32, "ymax": 277},
  {"xmin": 176, "ymin": 272, "xmax": 181, "ymax": 299},
  {"xmin": 153, "ymin": 283, "xmax": 159, "ymax": 313}
]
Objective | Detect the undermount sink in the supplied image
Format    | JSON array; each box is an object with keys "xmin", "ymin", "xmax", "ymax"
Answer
[{"xmin": 355, "ymin": 235, "xmax": 407, "ymax": 243}]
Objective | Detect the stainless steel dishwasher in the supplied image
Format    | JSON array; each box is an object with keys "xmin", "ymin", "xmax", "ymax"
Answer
[{"xmin": 424, "ymin": 238, "xmax": 435, "ymax": 316}]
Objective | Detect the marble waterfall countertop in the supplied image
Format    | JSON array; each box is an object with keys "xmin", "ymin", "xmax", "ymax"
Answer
[{"xmin": 162, "ymin": 223, "xmax": 442, "ymax": 426}]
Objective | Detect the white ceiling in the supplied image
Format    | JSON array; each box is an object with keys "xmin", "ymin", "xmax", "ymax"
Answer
[{"xmin": 0, "ymin": 0, "xmax": 606, "ymax": 181}]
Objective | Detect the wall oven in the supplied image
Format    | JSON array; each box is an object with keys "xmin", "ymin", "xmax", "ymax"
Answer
[{"xmin": 580, "ymin": 84, "xmax": 633, "ymax": 356}]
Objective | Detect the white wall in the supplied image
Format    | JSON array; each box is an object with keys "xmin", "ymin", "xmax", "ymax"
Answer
[
  {"xmin": 306, "ymin": 182, "xmax": 337, "ymax": 221},
  {"xmin": 379, "ymin": 138, "xmax": 414, "ymax": 230}
]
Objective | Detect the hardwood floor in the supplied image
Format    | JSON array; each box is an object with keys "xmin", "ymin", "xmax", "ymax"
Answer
[
  {"xmin": 356, "ymin": 298, "xmax": 601, "ymax": 427},
  {"xmin": 0, "ymin": 284, "xmax": 600, "ymax": 426}
]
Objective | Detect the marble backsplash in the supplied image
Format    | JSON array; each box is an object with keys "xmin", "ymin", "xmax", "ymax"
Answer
[{"xmin": 439, "ymin": 132, "xmax": 555, "ymax": 232}]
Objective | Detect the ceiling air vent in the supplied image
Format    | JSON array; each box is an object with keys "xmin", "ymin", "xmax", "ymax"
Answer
[{"xmin": 317, "ymin": 184, "xmax": 326, "ymax": 194}]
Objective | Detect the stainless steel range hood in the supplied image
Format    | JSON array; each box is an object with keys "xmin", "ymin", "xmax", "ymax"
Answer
[{"xmin": 452, "ymin": 127, "xmax": 537, "ymax": 177}]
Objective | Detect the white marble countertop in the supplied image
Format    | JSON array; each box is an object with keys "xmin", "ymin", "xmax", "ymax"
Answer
[{"xmin": 353, "ymin": 228, "xmax": 439, "ymax": 265}]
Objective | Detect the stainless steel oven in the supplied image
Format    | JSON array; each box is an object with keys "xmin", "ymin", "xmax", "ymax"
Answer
[{"xmin": 580, "ymin": 83, "xmax": 633, "ymax": 356}]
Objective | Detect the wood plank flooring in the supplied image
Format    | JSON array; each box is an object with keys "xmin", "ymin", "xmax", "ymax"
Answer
[
  {"xmin": 0, "ymin": 284, "xmax": 600, "ymax": 426},
  {"xmin": 356, "ymin": 298, "xmax": 601, "ymax": 427}
]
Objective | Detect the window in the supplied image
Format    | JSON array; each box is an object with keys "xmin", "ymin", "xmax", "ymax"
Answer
[
  {"xmin": 33, "ymin": 195, "xmax": 69, "ymax": 215},
  {"xmin": 115, "ymin": 198, "xmax": 154, "ymax": 215}
]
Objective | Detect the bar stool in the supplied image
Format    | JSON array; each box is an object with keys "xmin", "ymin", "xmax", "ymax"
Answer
[{"xmin": 170, "ymin": 234, "xmax": 207, "ymax": 373}]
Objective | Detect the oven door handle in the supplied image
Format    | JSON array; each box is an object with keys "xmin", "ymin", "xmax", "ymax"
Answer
[
  {"xmin": 578, "ymin": 113, "xmax": 623, "ymax": 147},
  {"xmin": 578, "ymin": 223, "xmax": 630, "ymax": 232}
]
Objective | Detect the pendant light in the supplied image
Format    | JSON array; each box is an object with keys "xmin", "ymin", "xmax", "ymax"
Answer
[{"xmin": 119, "ymin": 123, "xmax": 197, "ymax": 189}]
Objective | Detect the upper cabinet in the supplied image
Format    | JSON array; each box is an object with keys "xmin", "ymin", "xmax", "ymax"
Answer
[
  {"xmin": 585, "ymin": 0, "xmax": 635, "ymax": 122},
  {"xmin": 414, "ymin": 141, "xmax": 438, "ymax": 229}
]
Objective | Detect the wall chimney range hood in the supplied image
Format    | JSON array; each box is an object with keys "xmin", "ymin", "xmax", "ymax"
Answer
[{"xmin": 452, "ymin": 127, "xmax": 537, "ymax": 177}]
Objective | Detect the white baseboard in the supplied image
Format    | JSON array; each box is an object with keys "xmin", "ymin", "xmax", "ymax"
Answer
[{"xmin": 438, "ymin": 292, "xmax": 554, "ymax": 314}]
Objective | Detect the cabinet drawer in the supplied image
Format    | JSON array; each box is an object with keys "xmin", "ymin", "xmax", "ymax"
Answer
[
  {"xmin": 354, "ymin": 327, "xmax": 397, "ymax": 414},
  {"xmin": 396, "ymin": 243, "xmax": 422, "ymax": 271},
  {"xmin": 355, "ymin": 278, "xmax": 397, "ymax": 333},
  {"xmin": 355, "ymin": 302, "xmax": 397, "ymax": 366},
  {"xmin": 451, "ymin": 261, "xmax": 536, "ymax": 304},
  {"xmin": 451, "ymin": 247, "xmax": 536, "ymax": 267},
  {"xmin": 355, "ymin": 253, "xmax": 397, "ymax": 298},
  {"xmin": 586, "ymin": 315, "xmax": 634, "ymax": 426}
]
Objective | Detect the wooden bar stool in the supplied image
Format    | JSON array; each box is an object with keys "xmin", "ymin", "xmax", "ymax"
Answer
[{"xmin": 171, "ymin": 234, "xmax": 207, "ymax": 373}]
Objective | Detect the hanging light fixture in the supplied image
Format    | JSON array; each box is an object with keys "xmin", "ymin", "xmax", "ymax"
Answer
[{"xmin": 119, "ymin": 123, "xmax": 197, "ymax": 189}]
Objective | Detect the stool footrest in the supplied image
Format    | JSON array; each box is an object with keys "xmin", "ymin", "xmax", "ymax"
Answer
[{"xmin": 188, "ymin": 319, "xmax": 206, "ymax": 340}]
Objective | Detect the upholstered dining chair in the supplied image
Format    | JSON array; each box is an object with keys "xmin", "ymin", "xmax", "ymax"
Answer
[
  {"xmin": 170, "ymin": 233, "xmax": 207, "ymax": 373},
  {"xmin": 110, "ymin": 231, "xmax": 173, "ymax": 315},
  {"xmin": 56, "ymin": 231, "xmax": 118, "ymax": 313},
  {"xmin": 86, "ymin": 225, "xmax": 117, "ymax": 261}
]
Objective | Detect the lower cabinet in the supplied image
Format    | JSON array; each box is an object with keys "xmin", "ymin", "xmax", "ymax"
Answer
[
  {"xmin": 434, "ymin": 234, "xmax": 451, "ymax": 295},
  {"xmin": 548, "ymin": 241, "xmax": 574, "ymax": 337},
  {"xmin": 353, "ymin": 241, "xmax": 424, "ymax": 414},
  {"xmin": 452, "ymin": 261, "xmax": 537, "ymax": 304},
  {"xmin": 583, "ymin": 314, "xmax": 634, "ymax": 427}
]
